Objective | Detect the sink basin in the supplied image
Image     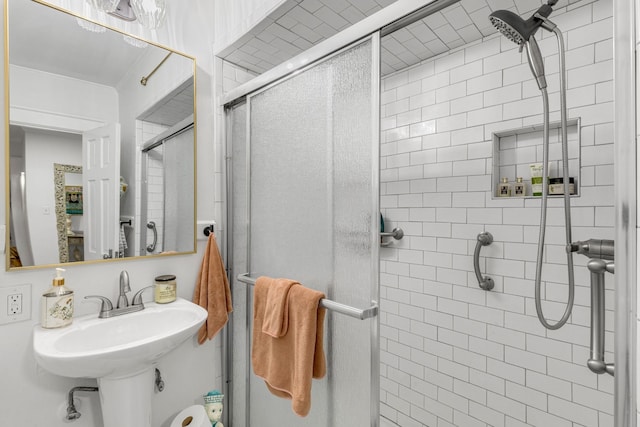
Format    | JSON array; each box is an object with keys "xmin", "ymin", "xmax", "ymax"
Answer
[
  {"xmin": 33, "ymin": 297, "xmax": 207, "ymax": 378},
  {"xmin": 34, "ymin": 297, "xmax": 208, "ymax": 427}
]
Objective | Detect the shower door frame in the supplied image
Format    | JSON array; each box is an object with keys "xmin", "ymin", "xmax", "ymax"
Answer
[
  {"xmin": 224, "ymin": 34, "xmax": 381, "ymax": 426},
  {"xmin": 613, "ymin": 0, "xmax": 636, "ymax": 425},
  {"xmin": 220, "ymin": 0, "xmax": 637, "ymax": 425}
]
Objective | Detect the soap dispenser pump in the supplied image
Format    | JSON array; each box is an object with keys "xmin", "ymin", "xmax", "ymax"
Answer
[{"xmin": 41, "ymin": 268, "xmax": 74, "ymax": 329}]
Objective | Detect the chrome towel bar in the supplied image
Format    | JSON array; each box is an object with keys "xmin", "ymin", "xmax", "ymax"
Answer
[
  {"xmin": 474, "ymin": 232, "xmax": 494, "ymax": 291},
  {"xmin": 236, "ymin": 273, "xmax": 378, "ymax": 320}
]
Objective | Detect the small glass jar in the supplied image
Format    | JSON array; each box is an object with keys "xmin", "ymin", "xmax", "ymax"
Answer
[
  {"xmin": 548, "ymin": 177, "xmax": 576, "ymax": 195},
  {"xmin": 154, "ymin": 274, "xmax": 177, "ymax": 304}
]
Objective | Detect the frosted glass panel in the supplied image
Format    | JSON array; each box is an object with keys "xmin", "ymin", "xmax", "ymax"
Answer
[
  {"xmin": 246, "ymin": 38, "xmax": 378, "ymax": 426},
  {"xmin": 163, "ymin": 127, "xmax": 194, "ymax": 252}
]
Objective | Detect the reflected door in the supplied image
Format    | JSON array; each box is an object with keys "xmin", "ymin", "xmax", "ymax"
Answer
[
  {"xmin": 82, "ymin": 123, "xmax": 120, "ymax": 260},
  {"xmin": 229, "ymin": 35, "xmax": 380, "ymax": 426}
]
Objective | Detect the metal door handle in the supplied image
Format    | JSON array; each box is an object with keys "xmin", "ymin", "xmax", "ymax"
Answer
[
  {"xmin": 474, "ymin": 232, "xmax": 494, "ymax": 291},
  {"xmin": 146, "ymin": 221, "xmax": 157, "ymax": 252},
  {"xmin": 586, "ymin": 258, "xmax": 615, "ymax": 376}
]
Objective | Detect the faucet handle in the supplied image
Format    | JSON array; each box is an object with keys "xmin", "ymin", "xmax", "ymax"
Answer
[
  {"xmin": 84, "ymin": 295, "xmax": 114, "ymax": 318},
  {"xmin": 132, "ymin": 286, "xmax": 154, "ymax": 306}
]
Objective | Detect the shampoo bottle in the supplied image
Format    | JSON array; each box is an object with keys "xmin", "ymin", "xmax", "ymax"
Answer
[
  {"xmin": 497, "ymin": 177, "xmax": 511, "ymax": 197},
  {"xmin": 514, "ymin": 177, "xmax": 526, "ymax": 197},
  {"xmin": 41, "ymin": 268, "xmax": 74, "ymax": 328}
]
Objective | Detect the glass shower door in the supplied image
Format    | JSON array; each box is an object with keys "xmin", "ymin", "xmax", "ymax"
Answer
[{"xmin": 229, "ymin": 35, "xmax": 380, "ymax": 426}]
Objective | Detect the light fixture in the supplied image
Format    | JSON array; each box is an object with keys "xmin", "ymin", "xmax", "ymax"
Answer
[
  {"xmin": 130, "ymin": 0, "xmax": 167, "ymax": 30},
  {"xmin": 83, "ymin": 0, "xmax": 167, "ymax": 29},
  {"xmin": 85, "ymin": 0, "xmax": 120, "ymax": 13}
]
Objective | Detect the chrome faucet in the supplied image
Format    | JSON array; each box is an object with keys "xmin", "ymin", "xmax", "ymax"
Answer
[
  {"xmin": 117, "ymin": 270, "xmax": 131, "ymax": 308},
  {"xmin": 85, "ymin": 270, "xmax": 153, "ymax": 318}
]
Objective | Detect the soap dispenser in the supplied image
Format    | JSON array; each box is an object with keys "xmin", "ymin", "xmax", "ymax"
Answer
[{"xmin": 41, "ymin": 268, "xmax": 74, "ymax": 329}]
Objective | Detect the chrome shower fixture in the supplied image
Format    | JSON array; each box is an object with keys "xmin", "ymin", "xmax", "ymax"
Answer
[
  {"xmin": 488, "ymin": 0, "xmax": 558, "ymax": 45},
  {"xmin": 489, "ymin": 1, "xmax": 558, "ymax": 90},
  {"xmin": 490, "ymin": 1, "xmax": 576, "ymax": 331}
]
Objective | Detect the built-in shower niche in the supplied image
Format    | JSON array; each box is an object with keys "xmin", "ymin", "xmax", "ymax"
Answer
[{"xmin": 491, "ymin": 118, "xmax": 581, "ymax": 199}]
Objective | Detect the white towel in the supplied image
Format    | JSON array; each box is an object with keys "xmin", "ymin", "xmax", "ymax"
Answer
[{"xmin": 119, "ymin": 224, "xmax": 128, "ymax": 257}]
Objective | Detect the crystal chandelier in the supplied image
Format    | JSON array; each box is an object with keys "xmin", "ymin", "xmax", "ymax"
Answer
[
  {"xmin": 85, "ymin": 0, "xmax": 120, "ymax": 13},
  {"xmin": 130, "ymin": 0, "xmax": 167, "ymax": 30},
  {"xmin": 84, "ymin": 0, "xmax": 167, "ymax": 30}
]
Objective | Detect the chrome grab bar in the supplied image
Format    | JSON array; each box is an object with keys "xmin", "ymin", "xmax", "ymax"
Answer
[
  {"xmin": 146, "ymin": 221, "xmax": 157, "ymax": 252},
  {"xmin": 380, "ymin": 227, "xmax": 404, "ymax": 247},
  {"xmin": 586, "ymin": 258, "xmax": 615, "ymax": 376},
  {"xmin": 473, "ymin": 232, "xmax": 494, "ymax": 291},
  {"xmin": 236, "ymin": 273, "xmax": 378, "ymax": 320}
]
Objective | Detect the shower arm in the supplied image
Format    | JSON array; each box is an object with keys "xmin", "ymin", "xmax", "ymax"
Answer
[{"xmin": 533, "ymin": 19, "xmax": 576, "ymax": 330}]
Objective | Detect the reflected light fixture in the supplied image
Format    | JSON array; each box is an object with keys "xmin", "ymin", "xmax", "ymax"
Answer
[
  {"xmin": 76, "ymin": 17, "xmax": 106, "ymax": 33},
  {"xmin": 85, "ymin": 0, "xmax": 167, "ymax": 29},
  {"xmin": 123, "ymin": 35, "xmax": 149, "ymax": 49}
]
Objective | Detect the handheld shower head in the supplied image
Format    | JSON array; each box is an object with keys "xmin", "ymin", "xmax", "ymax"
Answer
[
  {"xmin": 524, "ymin": 36, "xmax": 547, "ymax": 90},
  {"xmin": 489, "ymin": 1, "xmax": 557, "ymax": 45},
  {"xmin": 489, "ymin": 2, "xmax": 577, "ymax": 332},
  {"xmin": 489, "ymin": 9, "xmax": 539, "ymax": 45},
  {"xmin": 489, "ymin": 3, "xmax": 557, "ymax": 90}
]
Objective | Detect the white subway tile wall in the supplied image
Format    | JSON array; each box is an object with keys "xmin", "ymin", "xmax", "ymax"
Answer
[
  {"xmin": 380, "ymin": 1, "xmax": 614, "ymax": 426},
  {"xmin": 134, "ymin": 121, "xmax": 169, "ymax": 255},
  {"xmin": 222, "ymin": 61, "xmax": 258, "ymax": 92}
]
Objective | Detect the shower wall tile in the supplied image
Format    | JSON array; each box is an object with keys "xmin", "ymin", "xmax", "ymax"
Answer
[{"xmin": 381, "ymin": 1, "xmax": 614, "ymax": 426}]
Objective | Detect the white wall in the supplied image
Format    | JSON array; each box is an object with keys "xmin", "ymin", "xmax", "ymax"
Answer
[
  {"xmin": 0, "ymin": 2, "xmax": 221, "ymax": 426},
  {"xmin": 10, "ymin": 64, "xmax": 118, "ymax": 132},
  {"xmin": 379, "ymin": 1, "xmax": 615, "ymax": 426},
  {"xmin": 23, "ymin": 128, "xmax": 81, "ymax": 265}
]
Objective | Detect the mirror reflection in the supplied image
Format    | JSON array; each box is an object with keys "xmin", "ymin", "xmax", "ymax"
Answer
[{"xmin": 7, "ymin": 0, "xmax": 196, "ymax": 269}]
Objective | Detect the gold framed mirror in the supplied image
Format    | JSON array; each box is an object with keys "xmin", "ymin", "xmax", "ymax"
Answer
[{"xmin": 6, "ymin": 0, "xmax": 197, "ymax": 270}]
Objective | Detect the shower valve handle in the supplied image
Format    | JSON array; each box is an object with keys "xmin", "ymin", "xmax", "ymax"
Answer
[
  {"xmin": 568, "ymin": 239, "xmax": 615, "ymax": 261},
  {"xmin": 568, "ymin": 239, "xmax": 615, "ymax": 260}
]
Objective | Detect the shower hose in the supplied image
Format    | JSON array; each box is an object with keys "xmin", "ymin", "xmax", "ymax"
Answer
[{"xmin": 534, "ymin": 26, "xmax": 576, "ymax": 330}]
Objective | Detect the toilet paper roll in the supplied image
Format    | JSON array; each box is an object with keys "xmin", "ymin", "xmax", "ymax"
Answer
[{"xmin": 170, "ymin": 405, "xmax": 210, "ymax": 427}]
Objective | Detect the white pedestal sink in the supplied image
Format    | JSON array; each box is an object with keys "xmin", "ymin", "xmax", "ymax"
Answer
[{"xmin": 33, "ymin": 298, "xmax": 207, "ymax": 427}]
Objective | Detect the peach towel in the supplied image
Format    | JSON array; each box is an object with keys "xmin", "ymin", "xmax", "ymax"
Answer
[
  {"xmin": 252, "ymin": 276, "xmax": 326, "ymax": 417},
  {"xmin": 262, "ymin": 278, "xmax": 300, "ymax": 338},
  {"xmin": 193, "ymin": 233, "xmax": 233, "ymax": 344}
]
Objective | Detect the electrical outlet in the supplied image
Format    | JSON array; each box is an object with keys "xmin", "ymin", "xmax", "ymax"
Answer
[
  {"xmin": 0, "ymin": 284, "xmax": 31, "ymax": 325},
  {"xmin": 8, "ymin": 293, "xmax": 22, "ymax": 315}
]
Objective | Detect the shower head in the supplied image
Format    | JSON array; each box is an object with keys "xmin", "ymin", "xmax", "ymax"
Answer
[
  {"xmin": 489, "ymin": 1, "xmax": 557, "ymax": 45},
  {"xmin": 489, "ymin": 2, "xmax": 559, "ymax": 90},
  {"xmin": 489, "ymin": 10, "xmax": 539, "ymax": 45}
]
